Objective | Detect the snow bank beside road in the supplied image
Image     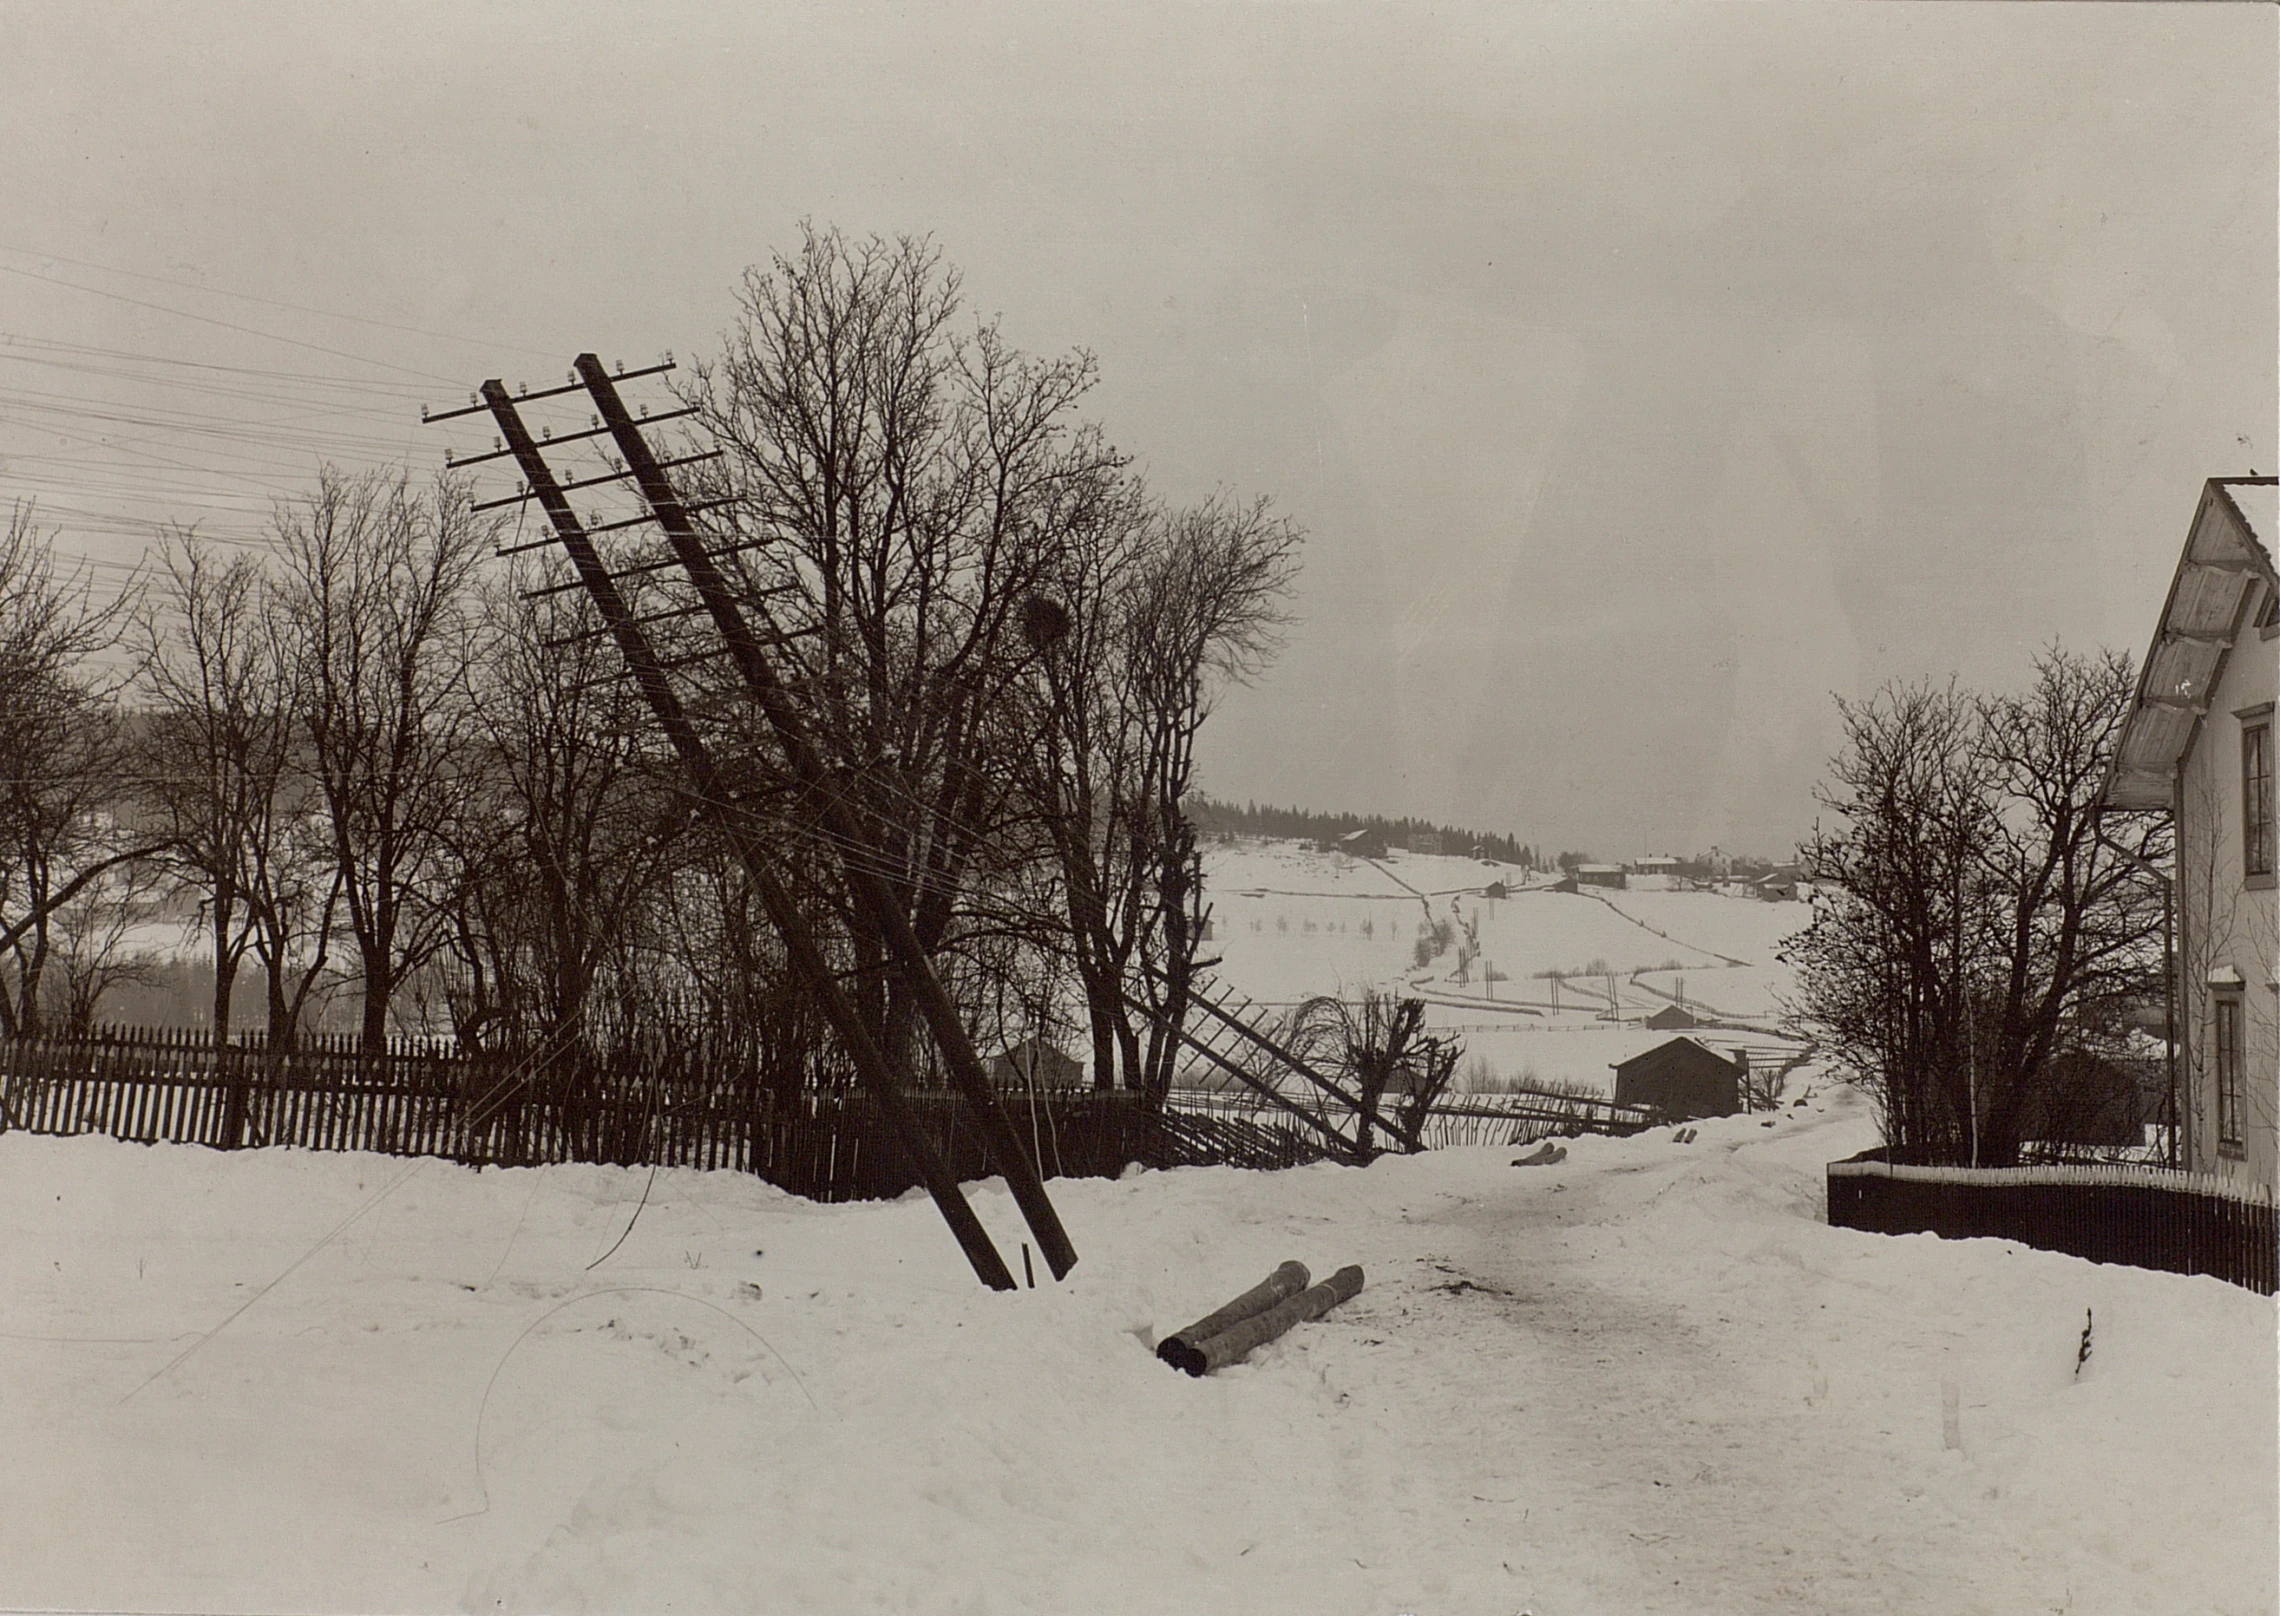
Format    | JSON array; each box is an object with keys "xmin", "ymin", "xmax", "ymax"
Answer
[{"xmin": 2, "ymin": 1086, "xmax": 2270, "ymax": 1614}]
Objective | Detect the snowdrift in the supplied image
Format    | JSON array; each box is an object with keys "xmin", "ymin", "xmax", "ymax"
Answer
[{"xmin": 3, "ymin": 1083, "xmax": 2272, "ymax": 1615}]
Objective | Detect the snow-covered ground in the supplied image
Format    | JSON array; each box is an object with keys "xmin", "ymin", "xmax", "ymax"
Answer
[
  {"xmin": 5, "ymin": 1082, "xmax": 2272, "ymax": 1615},
  {"xmin": 1202, "ymin": 840, "xmax": 1812, "ymax": 1092}
]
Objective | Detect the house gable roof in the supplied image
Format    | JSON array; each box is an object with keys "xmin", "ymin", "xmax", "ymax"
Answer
[
  {"xmin": 1610, "ymin": 1035, "xmax": 1743, "ymax": 1078},
  {"xmin": 2103, "ymin": 478, "xmax": 2279, "ymax": 811}
]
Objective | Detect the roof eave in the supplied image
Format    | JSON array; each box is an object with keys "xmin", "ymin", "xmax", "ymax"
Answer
[{"xmin": 2100, "ymin": 478, "xmax": 2280, "ymax": 811}]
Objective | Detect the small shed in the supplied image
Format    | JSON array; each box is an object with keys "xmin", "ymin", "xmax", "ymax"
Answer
[
  {"xmin": 1611, "ymin": 1037, "xmax": 1746, "ymax": 1120},
  {"xmin": 1643, "ymin": 1003, "xmax": 1701, "ymax": 1031},
  {"xmin": 987, "ymin": 1037, "xmax": 1086, "ymax": 1088},
  {"xmin": 1483, "ymin": 880, "xmax": 1509, "ymax": 900}
]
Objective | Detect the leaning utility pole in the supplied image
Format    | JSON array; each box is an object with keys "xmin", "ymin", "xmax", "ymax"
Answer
[
  {"xmin": 572, "ymin": 354, "xmax": 1078, "ymax": 1282},
  {"xmin": 425, "ymin": 368, "xmax": 1032, "ymax": 1292}
]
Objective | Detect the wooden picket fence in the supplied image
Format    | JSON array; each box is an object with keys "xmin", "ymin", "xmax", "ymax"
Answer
[
  {"xmin": 0, "ymin": 1025, "xmax": 1667, "ymax": 1201},
  {"xmin": 1827, "ymin": 1147, "xmax": 2278, "ymax": 1294},
  {"xmin": 0, "ymin": 1025, "xmax": 1187, "ymax": 1202}
]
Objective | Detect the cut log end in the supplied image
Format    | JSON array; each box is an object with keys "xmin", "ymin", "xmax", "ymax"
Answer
[{"xmin": 1155, "ymin": 1335, "xmax": 1210, "ymax": 1376}]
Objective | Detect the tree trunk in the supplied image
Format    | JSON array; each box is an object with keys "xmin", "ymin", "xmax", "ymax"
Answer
[
  {"xmin": 209, "ymin": 897, "xmax": 238, "ymax": 1043},
  {"xmin": 361, "ymin": 975, "xmax": 390, "ymax": 1055}
]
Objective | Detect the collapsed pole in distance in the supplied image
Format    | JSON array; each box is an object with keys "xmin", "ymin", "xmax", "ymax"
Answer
[
  {"xmin": 474, "ymin": 378, "xmax": 1019, "ymax": 1294},
  {"xmin": 574, "ymin": 353, "xmax": 1079, "ymax": 1281}
]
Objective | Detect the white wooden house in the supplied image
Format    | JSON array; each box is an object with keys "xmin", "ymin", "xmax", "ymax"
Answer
[{"xmin": 2105, "ymin": 477, "xmax": 2278, "ymax": 1190}]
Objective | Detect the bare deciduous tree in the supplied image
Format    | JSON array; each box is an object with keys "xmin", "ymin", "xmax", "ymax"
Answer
[
  {"xmin": 40, "ymin": 856, "xmax": 165, "ymax": 1037},
  {"xmin": 1786, "ymin": 648, "xmax": 2168, "ymax": 1165},
  {"xmin": 0, "ymin": 500, "xmax": 150, "ymax": 1038},
  {"xmin": 1013, "ymin": 485, "xmax": 1303, "ymax": 1093},
  {"xmin": 132, "ymin": 533, "xmax": 313, "ymax": 1047},
  {"xmin": 446, "ymin": 569, "xmax": 689, "ymax": 1054},
  {"xmin": 271, "ymin": 468, "xmax": 493, "ymax": 1052},
  {"xmin": 689, "ymin": 224, "xmax": 1126, "ymax": 1069},
  {"xmin": 1283, "ymin": 989, "xmax": 1459, "ymax": 1159},
  {"xmin": 1120, "ymin": 495, "xmax": 1302, "ymax": 1098}
]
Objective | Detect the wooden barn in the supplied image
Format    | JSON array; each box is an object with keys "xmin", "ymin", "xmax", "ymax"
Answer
[
  {"xmin": 1337, "ymin": 827, "xmax": 1388, "ymax": 860},
  {"xmin": 1643, "ymin": 1002, "xmax": 1701, "ymax": 1031},
  {"xmin": 1611, "ymin": 1037, "xmax": 1747, "ymax": 1120}
]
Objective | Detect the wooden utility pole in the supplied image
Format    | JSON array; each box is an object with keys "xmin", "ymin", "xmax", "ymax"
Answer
[
  {"xmin": 442, "ymin": 375, "xmax": 1022, "ymax": 1293},
  {"xmin": 573, "ymin": 354, "xmax": 1079, "ymax": 1281}
]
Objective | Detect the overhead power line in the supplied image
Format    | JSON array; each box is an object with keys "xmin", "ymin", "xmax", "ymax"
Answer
[
  {"xmin": 0, "ymin": 263, "xmax": 473, "ymax": 386},
  {"xmin": 0, "ymin": 241, "xmax": 568, "ymax": 362}
]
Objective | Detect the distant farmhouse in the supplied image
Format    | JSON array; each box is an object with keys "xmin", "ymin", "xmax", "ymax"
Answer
[
  {"xmin": 2104, "ymin": 476, "xmax": 2278, "ymax": 1191},
  {"xmin": 1612, "ymin": 1037, "xmax": 1748, "ymax": 1121},
  {"xmin": 1336, "ymin": 827, "xmax": 1388, "ymax": 860},
  {"xmin": 1628, "ymin": 855, "xmax": 1680, "ymax": 890},
  {"xmin": 1574, "ymin": 863, "xmax": 1626, "ymax": 890},
  {"xmin": 1643, "ymin": 1002, "xmax": 1702, "ymax": 1031}
]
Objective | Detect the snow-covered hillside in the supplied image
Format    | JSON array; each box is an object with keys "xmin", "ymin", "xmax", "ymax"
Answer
[
  {"xmin": 4, "ymin": 1087, "xmax": 2271, "ymax": 1615},
  {"xmin": 1203, "ymin": 839, "xmax": 1812, "ymax": 1093}
]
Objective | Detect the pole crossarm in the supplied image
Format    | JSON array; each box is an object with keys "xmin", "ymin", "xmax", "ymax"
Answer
[
  {"xmin": 472, "ymin": 450, "xmax": 722, "ymax": 512},
  {"xmin": 446, "ymin": 405, "xmax": 697, "ymax": 469},
  {"xmin": 425, "ymin": 359, "xmax": 677, "ymax": 423}
]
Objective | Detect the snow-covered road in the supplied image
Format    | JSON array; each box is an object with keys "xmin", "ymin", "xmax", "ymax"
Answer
[{"xmin": 2, "ymin": 1085, "xmax": 2272, "ymax": 1614}]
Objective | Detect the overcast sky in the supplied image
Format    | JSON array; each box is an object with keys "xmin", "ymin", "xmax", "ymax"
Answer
[{"xmin": 3, "ymin": 2, "xmax": 2272, "ymax": 859}]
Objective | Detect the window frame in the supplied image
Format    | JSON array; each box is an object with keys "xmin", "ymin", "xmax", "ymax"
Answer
[
  {"xmin": 2213, "ymin": 993, "xmax": 2244, "ymax": 1153},
  {"xmin": 2244, "ymin": 713, "xmax": 2275, "ymax": 887}
]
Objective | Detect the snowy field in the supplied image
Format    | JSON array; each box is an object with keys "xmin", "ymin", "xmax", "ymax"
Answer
[
  {"xmin": 1202, "ymin": 840, "xmax": 1811, "ymax": 1092},
  {"xmin": 4, "ymin": 1083, "xmax": 2273, "ymax": 1615}
]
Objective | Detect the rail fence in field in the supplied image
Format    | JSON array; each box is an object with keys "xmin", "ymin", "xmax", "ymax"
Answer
[
  {"xmin": 1827, "ymin": 1147, "xmax": 2278, "ymax": 1295},
  {"xmin": 0, "ymin": 1027, "xmax": 1665, "ymax": 1202}
]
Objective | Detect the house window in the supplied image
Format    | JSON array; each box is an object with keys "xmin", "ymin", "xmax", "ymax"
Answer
[
  {"xmin": 2214, "ymin": 995, "xmax": 2243, "ymax": 1151},
  {"xmin": 2246, "ymin": 722, "xmax": 2273, "ymax": 880}
]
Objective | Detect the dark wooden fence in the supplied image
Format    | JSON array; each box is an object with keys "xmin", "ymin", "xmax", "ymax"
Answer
[
  {"xmin": 1827, "ymin": 1147, "xmax": 2277, "ymax": 1295},
  {"xmin": 0, "ymin": 1026, "xmax": 1664, "ymax": 1202},
  {"xmin": 0, "ymin": 1026, "xmax": 1196, "ymax": 1202}
]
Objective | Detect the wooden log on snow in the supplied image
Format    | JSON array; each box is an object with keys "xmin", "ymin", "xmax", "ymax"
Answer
[
  {"xmin": 1156, "ymin": 1260, "xmax": 1310, "ymax": 1374},
  {"xmin": 1184, "ymin": 1265, "xmax": 1365, "ymax": 1377}
]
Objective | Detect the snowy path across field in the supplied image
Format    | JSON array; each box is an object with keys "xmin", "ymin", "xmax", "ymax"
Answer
[{"xmin": 2, "ymin": 1088, "xmax": 2272, "ymax": 1615}]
